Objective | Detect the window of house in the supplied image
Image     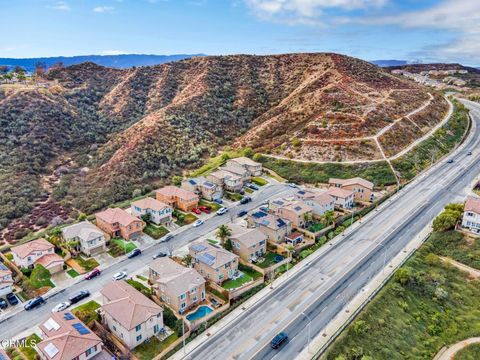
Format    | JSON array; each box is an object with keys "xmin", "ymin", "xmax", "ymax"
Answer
[
  {"xmin": 181, "ymin": 302, "xmax": 186, "ymax": 309},
  {"xmin": 180, "ymin": 293, "xmax": 186, "ymax": 300},
  {"xmin": 136, "ymin": 335, "xmax": 142, "ymax": 342},
  {"xmin": 113, "ymin": 325, "xmax": 116, "ymax": 331},
  {"xmin": 136, "ymin": 325, "xmax": 141, "ymax": 331}
]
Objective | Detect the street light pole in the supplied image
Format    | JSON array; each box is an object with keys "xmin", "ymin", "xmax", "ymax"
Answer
[
  {"xmin": 182, "ymin": 318, "xmax": 186, "ymax": 354},
  {"xmin": 302, "ymin": 312, "xmax": 312, "ymax": 353}
]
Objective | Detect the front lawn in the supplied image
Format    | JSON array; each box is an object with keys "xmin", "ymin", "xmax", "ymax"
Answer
[
  {"xmin": 67, "ymin": 269, "xmax": 80, "ymax": 278},
  {"xmin": 256, "ymin": 252, "xmax": 284, "ymax": 269},
  {"xmin": 74, "ymin": 256, "xmax": 100, "ymax": 272},
  {"xmin": 308, "ymin": 222, "xmax": 326, "ymax": 232},
  {"xmin": 72, "ymin": 300, "xmax": 101, "ymax": 324},
  {"xmin": 134, "ymin": 333, "xmax": 179, "ymax": 360},
  {"xmin": 199, "ymin": 199, "xmax": 221, "ymax": 211},
  {"xmin": 251, "ymin": 177, "xmax": 268, "ymax": 186},
  {"xmin": 173, "ymin": 210, "xmax": 198, "ymax": 226},
  {"xmin": 222, "ymin": 265, "xmax": 262, "ymax": 290},
  {"xmin": 29, "ymin": 264, "xmax": 54, "ymax": 289},
  {"xmin": 126, "ymin": 279, "xmax": 153, "ymax": 298},
  {"xmin": 225, "ymin": 192, "xmax": 243, "ymax": 202},
  {"xmin": 18, "ymin": 333, "xmax": 41, "ymax": 360},
  {"xmin": 108, "ymin": 238, "xmax": 137, "ymax": 257},
  {"xmin": 144, "ymin": 223, "xmax": 169, "ymax": 239}
]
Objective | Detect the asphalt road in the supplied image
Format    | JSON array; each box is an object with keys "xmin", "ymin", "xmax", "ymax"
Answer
[
  {"xmin": 179, "ymin": 99, "xmax": 480, "ymax": 360},
  {"xmin": 0, "ymin": 182, "xmax": 294, "ymax": 340}
]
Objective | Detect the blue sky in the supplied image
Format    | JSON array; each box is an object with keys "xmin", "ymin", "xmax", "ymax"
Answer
[{"xmin": 0, "ymin": 0, "xmax": 478, "ymax": 65}]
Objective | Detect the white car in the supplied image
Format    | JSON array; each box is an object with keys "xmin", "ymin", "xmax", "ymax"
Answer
[
  {"xmin": 51, "ymin": 301, "xmax": 71, "ymax": 313},
  {"xmin": 112, "ymin": 271, "xmax": 127, "ymax": 281},
  {"xmin": 216, "ymin": 207, "xmax": 229, "ymax": 215},
  {"xmin": 192, "ymin": 219, "xmax": 204, "ymax": 227}
]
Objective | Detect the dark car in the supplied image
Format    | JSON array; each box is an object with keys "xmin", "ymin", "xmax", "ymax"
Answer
[
  {"xmin": 128, "ymin": 248, "xmax": 142, "ymax": 259},
  {"xmin": 270, "ymin": 332, "xmax": 288, "ymax": 349},
  {"xmin": 85, "ymin": 268, "xmax": 101, "ymax": 280},
  {"xmin": 447, "ymin": 159, "xmax": 454, "ymax": 163},
  {"xmin": 160, "ymin": 234, "xmax": 174, "ymax": 242},
  {"xmin": 240, "ymin": 196, "xmax": 252, "ymax": 205},
  {"xmin": 6, "ymin": 293, "xmax": 19, "ymax": 306},
  {"xmin": 247, "ymin": 184, "xmax": 259, "ymax": 191},
  {"xmin": 0, "ymin": 298, "xmax": 7, "ymax": 309},
  {"xmin": 69, "ymin": 290, "xmax": 90, "ymax": 304},
  {"xmin": 213, "ymin": 198, "xmax": 223, "ymax": 204},
  {"xmin": 153, "ymin": 251, "xmax": 167, "ymax": 259},
  {"xmin": 238, "ymin": 210, "xmax": 248, "ymax": 217},
  {"xmin": 467, "ymin": 151, "xmax": 472, "ymax": 155},
  {"xmin": 24, "ymin": 296, "xmax": 45, "ymax": 311}
]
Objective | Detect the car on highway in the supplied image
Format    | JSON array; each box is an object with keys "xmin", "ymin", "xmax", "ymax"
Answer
[
  {"xmin": 467, "ymin": 151, "xmax": 472, "ymax": 155},
  {"xmin": 153, "ymin": 251, "xmax": 167, "ymax": 259},
  {"xmin": 238, "ymin": 210, "xmax": 248, "ymax": 217},
  {"xmin": 24, "ymin": 296, "xmax": 45, "ymax": 311},
  {"xmin": 270, "ymin": 332, "xmax": 288, "ymax": 349},
  {"xmin": 6, "ymin": 293, "xmax": 18, "ymax": 306},
  {"xmin": 69, "ymin": 290, "xmax": 90, "ymax": 304},
  {"xmin": 447, "ymin": 159, "xmax": 454, "ymax": 163},
  {"xmin": 192, "ymin": 219, "xmax": 204, "ymax": 227},
  {"xmin": 240, "ymin": 196, "xmax": 252, "ymax": 205},
  {"xmin": 112, "ymin": 271, "xmax": 127, "ymax": 281},
  {"xmin": 216, "ymin": 207, "xmax": 229, "ymax": 215},
  {"xmin": 85, "ymin": 268, "xmax": 101, "ymax": 280},
  {"xmin": 0, "ymin": 298, "xmax": 7, "ymax": 310},
  {"xmin": 51, "ymin": 301, "xmax": 71, "ymax": 313},
  {"xmin": 160, "ymin": 233, "xmax": 174, "ymax": 242},
  {"xmin": 127, "ymin": 248, "xmax": 142, "ymax": 259},
  {"xmin": 192, "ymin": 208, "xmax": 202, "ymax": 215}
]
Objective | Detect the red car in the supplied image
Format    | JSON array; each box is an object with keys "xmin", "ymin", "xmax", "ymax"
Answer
[
  {"xmin": 85, "ymin": 268, "xmax": 101, "ymax": 280},
  {"xmin": 199, "ymin": 206, "xmax": 211, "ymax": 214},
  {"xmin": 192, "ymin": 208, "xmax": 201, "ymax": 215}
]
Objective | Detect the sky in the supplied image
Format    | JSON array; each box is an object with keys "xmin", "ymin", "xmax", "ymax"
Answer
[{"xmin": 0, "ymin": 0, "xmax": 478, "ymax": 65}]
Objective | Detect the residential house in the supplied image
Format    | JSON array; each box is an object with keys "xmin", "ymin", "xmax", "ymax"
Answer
[
  {"xmin": 207, "ymin": 169, "xmax": 244, "ymax": 192},
  {"xmin": 188, "ymin": 242, "xmax": 239, "ymax": 284},
  {"xmin": 325, "ymin": 188, "xmax": 355, "ymax": 209},
  {"xmin": 0, "ymin": 263, "xmax": 13, "ymax": 297},
  {"xmin": 131, "ymin": 197, "xmax": 173, "ymax": 225},
  {"xmin": 155, "ymin": 186, "xmax": 199, "ymax": 212},
  {"xmin": 219, "ymin": 164, "xmax": 250, "ymax": 183},
  {"xmin": 100, "ymin": 281, "xmax": 164, "ymax": 349},
  {"xmin": 181, "ymin": 177, "xmax": 223, "ymax": 201},
  {"xmin": 296, "ymin": 190, "xmax": 335, "ymax": 217},
  {"xmin": 247, "ymin": 211, "xmax": 292, "ymax": 243},
  {"xmin": 462, "ymin": 196, "xmax": 480, "ymax": 234},
  {"xmin": 228, "ymin": 224, "xmax": 267, "ymax": 262},
  {"xmin": 227, "ymin": 157, "xmax": 263, "ymax": 176},
  {"xmin": 272, "ymin": 200, "xmax": 313, "ymax": 228},
  {"xmin": 11, "ymin": 238, "xmax": 64, "ymax": 274},
  {"xmin": 329, "ymin": 177, "xmax": 374, "ymax": 202},
  {"xmin": 95, "ymin": 208, "xmax": 144, "ymax": 241},
  {"xmin": 61, "ymin": 221, "xmax": 107, "ymax": 256},
  {"xmin": 36, "ymin": 311, "xmax": 104, "ymax": 360},
  {"xmin": 285, "ymin": 231, "xmax": 304, "ymax": 246},
  {"xmin": 149, "ymin": 257, "xmax": 206, "ymax": 314}
]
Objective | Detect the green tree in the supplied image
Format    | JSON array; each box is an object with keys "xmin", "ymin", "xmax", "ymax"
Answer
[
  {"xmin": 243, "ymin": 147, "xmax": 254, "ymax": 158},
  {"xmin": 395, "ymin": 268, "xmax": 412, "ymax": 286},
  {"xmin": 216, "ymin": 224, "xmax": 232, "ymax": 245},
  {"xmin": 323, "ymin": 210, "xmax": 335, "ymax": 226},
  {"xmin": 141, "ymin": 213, "xmax": 151, "ymax": 223},
  {"xmin": 171, "ymin": 175, "xmax": 183, "ymax": 186},
  {"xmin": 432, "ymin": 209, "xmax": 461, "ymax": 232},
  {"xmin": 132, "ymin": 188, "xmax": 142, "ymax": 198},
  {"xmin": 224, "ymin": 238, "xmax": 233, "ymax": 251}
]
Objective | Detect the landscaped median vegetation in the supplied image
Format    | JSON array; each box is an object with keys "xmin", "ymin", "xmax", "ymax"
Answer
[{"xmin": 323, "ymin": 203, "xmax": 480, "ymax": 360}]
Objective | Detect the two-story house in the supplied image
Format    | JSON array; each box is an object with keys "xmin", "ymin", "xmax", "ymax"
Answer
[
  {"xmin": 100, "ymin": 281, "xmax": 164, "ymax": 349},
  {"xmin": 188, "ymin": 242, "xmax": 239, "ymax": 284},
  {"xmin": 36, "ymin": 311, "xmax": 105, "ymax": 360},
  {"xmin": 226, "ymin": 157, "xmax": 263, "ymax": 176},
  {"xmin": 247, "ymin": 211, "xmax": 292, "ymax": 243},
  {"xmin": 149, "ymin": 257, "xmax": 206, "ymax": 314},
  {"xmin": 181, "ymin": 177, "xmax": 223, "ymax": 201},
  {"xmin": 61, "ymin": 221, "xmax": 107, "ymax": 256},
  {"xmin": 207, "ymin": 169, "xmax": 244, "ymax": 192},
  {"xmin": 0, "ymin": 263, "xmax": 14, "ymax": 297},
  {"xmin": 11, "ymin": 238, "xmax": 64, "ymax": 274},
  {"xmin": 272, "ymin": 200, "xmax": 313, "ymax": 228},
  {"xmin": 131, "ymin": 197, "xmax": 173, "ymax": 225},
  {"xmin": 295, "ymin": 190, "xmax": 335, "ymax": 217},
  {"xmin": 229, "ymin": 224, "xmax": 267, "ymax": 262},
  {"xmin": 325, "ymin": 188, "xmax": 355, "ymax": 209},
  {"xmin": 155, "ymin": 186, "xmax": 199, "ymax": 212},
  {"xmin": 329, "ymin": 177, "xmax": 374, "ymax": 202},
  {"xmin": 219, "ymin": 164, "xmax": 250, "ymax": 183},
  {"xmin": 462, "ymin": 196, "xmax": 480, "ymax": 234},
  {"xmin": 95, "ymin": 208, "xmax": 144, "ymax": 241}
]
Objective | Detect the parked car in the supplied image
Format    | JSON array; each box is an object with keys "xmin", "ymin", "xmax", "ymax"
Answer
[
  {"xmin": 287, "ymin": 183, "xmax": 299, "ymax": 188},
  {"xmin": 69, "ymin": 290, "xmax": 90, "ymax": 304},
  {"xmin": 153, "ymin": 251, "xmax": 167, "ymax": 259},
  {"xmin": 85, "ymin": 268, "xmax": 101, "ymax": 280},
  {"xmin": 246, "ymin": 184, "xmax": 259, "ymax": 191},
  {"xmin": 160, "ymin": 233, "xmax": 174, "ymax": 242},
  {"xmin": 213, "ymin": 198, "xmax": 223, "ymax": 204},
  {"xmin": 112, "ymin": 271, "xmax": 127, "ymax": 281},
  {"xmin": 216, "ymin": 207, "xmax": 229, "ymax": 216},
  {"xmin": 238, "ymin": 210, "xmax": 248, "ymax": 217},
  {"xmin": 192, "ymin": 208, "xmax": 202, "ymax": 215},
  {"xmin": 447, "ymin": 159, "xmax": 454, "ymax": 163},
  {"xmin": 198, "ymin": 206, "xmax": 211, "ymax": 214},
  {"xmin": 192, "ymin": 219, "xmax": 205, "ymax": 227},
  {"xmin": 6, "ymin": 293, "xmax": 18, "ymax": 306},
  {"xmin": 0, "ymin": 298, "xmax": 7, "ymax": 310},
  {"xmin": 24, "ymin": 296, "xmax": 45, "ymax": 311},
  {"xmin": 270, "ymin": 332, "xmax": 288, "ymax": 349},
  {"xmin": 52, "ymin": 301, "xmax": 71, "ymax": 313},
  {"xmin": 240, "ymin": 196, "xmax": 252, "ymax": 205},
  {"xmin": 467, "ymin": 151, "xmax": 472, "ymax": 155},
  {"xmin": 128, "ymin": 248, "xmax": 142, "ymax": 259},
  {"xmin": 210, "ymin": 298, "xmax": 221, "ymax": 308}
]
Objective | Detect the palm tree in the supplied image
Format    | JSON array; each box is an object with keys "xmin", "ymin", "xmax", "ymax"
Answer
[
  {"xmin": 216, "ymin": 224, "xmax": 232, "ymax": 245},
  {"xmin": 324, "ymin": 210, "xmax": 335, "ymax": 226}
]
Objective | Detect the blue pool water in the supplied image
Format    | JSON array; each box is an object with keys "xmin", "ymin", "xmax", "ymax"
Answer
[{"xmin": 186, "ymin": 306, "xmax": 213, "ymax": 321}]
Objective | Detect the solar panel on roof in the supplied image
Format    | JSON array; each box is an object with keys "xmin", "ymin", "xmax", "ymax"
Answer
[
  {"xmin": 44, "ymin": 343, "xmax": 59, "ymax": 358},
  {"xmin": 294, "ymin": 206, "xmax": 302, "ymax": 211},
  {"xmin": 252, "ymin": 211, "xmax": 267, "ymax": 219},
  {"xmin": 188, "ymin": 179, "xmax": 196, "ymax": 185},
  {"xmin": 298, "ymin": 190, "xmax": 305, "ymax": 195},
  {"xmin": 64, "ymin": 312, "xmax": 74, "ymax": 320},
  {"xmin": 73, "ymin": 323, "xmax": 90, "ymax": 335},
  {"xmin": 197, "ymin": 254, "xmax": 215, "ymax": 266},
  {"xmin": 277, "ymin": 219, "xmax": 286, "ymax": 227},
  {"xmin": 0, "ymin": 263, "xmax": 8, "ymax": 271},
  {"xmin": 191, "ymin": 244, "xmax": 207, "ymax": 252}
]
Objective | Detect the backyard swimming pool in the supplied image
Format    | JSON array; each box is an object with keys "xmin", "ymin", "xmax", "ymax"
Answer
[{"xmin": 186, "ymin": 305, "xmax": 213, "ymax": 321}]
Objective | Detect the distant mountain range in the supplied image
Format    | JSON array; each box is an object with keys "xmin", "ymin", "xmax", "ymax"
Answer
[
  {"xmin": 371, "ymin": 60, "xmax": 409, "ymax": 67},
  {"xmin": 0, "ymin": 54, "xmax": 204, "ymax": 72}
]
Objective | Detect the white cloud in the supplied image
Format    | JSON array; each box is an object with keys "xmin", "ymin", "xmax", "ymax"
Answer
[
  {"xmin": 50, "ymin": 1, "xmax": 71, "ymax": 11},
  {"xmin": 93, "ymin": 6, "xmax": 115, "ymax": 13}
]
